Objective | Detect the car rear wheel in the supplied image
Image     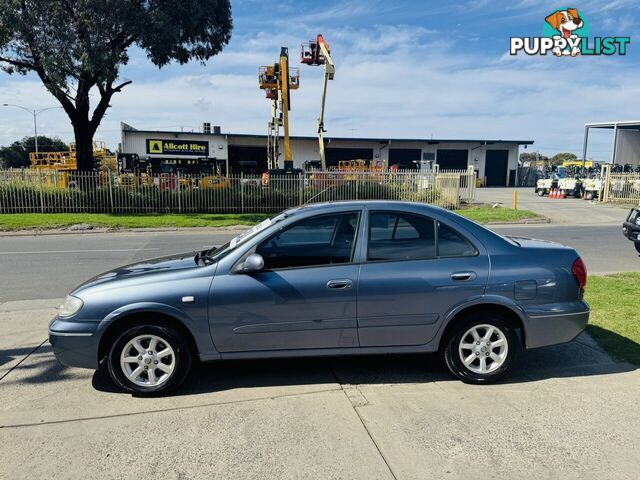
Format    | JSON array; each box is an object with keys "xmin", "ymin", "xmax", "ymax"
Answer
[
  {"xmin": 443, "ymin": 315, "xmax": 518, "ymax": 384},
  {"xmin": 107, "ymin": 324, "xmax": 191, "ymax": 395},
  {"xmin": 537, "ymin": 189, "xmax": 545, "ymax": 196},
  {"xmin": 635, "ymin": 242, "xmax": 640, "ymax": 254}
]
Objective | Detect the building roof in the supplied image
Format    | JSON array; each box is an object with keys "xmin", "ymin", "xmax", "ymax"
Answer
[
  {"xmin": 585, "ymin": 120, "xmax": 640, "ymax": 129},
  {"xmin": 121, "ymin": 123, "xmax": 534, "ymax": 145}
]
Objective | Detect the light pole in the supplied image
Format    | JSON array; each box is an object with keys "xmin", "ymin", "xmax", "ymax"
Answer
[{"xmin": 2, "ymin": 104, "xmax": 62, "ymax": 155}]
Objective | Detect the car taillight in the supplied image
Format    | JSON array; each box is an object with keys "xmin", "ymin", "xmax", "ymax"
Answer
[{"xmin": 572, "ymin": 257, "xmax": 587, "ymax": 292}]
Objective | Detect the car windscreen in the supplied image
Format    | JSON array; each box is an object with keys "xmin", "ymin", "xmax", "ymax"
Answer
[{"xmin": 204, "ymin": 213, "xmax": 289, "ymax": 263}]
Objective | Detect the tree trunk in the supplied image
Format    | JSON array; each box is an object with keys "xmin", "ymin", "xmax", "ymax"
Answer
[{"xmin": 73, "ymin": 123, "xmax": 95, "ymax": 172}]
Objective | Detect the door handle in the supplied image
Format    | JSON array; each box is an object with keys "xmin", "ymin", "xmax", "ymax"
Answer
[
  {"xmin": 327, "ymin": 279, "xmax": 353, "ymax": 289},
  {"xmin": 451, "ymin": 272, "xmax": 475, "ymax": 281}
]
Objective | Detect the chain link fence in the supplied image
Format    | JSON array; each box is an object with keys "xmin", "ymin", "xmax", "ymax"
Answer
[{"xmin": 0, "ymin": 169, "xmax": 476, "ymax": 214}]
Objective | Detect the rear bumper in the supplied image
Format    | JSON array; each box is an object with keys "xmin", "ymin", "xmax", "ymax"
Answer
[
  {"xmin": 523, "ymin": 301, "xmax": 590, "ymax": 349},
  {"xmin": 48, "ymin": 317, "xmax": 100, "ymax": 369}
]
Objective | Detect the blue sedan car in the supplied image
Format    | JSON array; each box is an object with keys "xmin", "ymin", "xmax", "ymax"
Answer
[{"xmin": 49, "ymin": 201, "xmax": 589, "ymax": 395}]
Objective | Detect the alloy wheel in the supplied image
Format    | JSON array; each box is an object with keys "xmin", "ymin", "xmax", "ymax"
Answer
[
  {"xmin": 458, "ymin": 324, "xmax": 509, "ymax": 374},
  {"xmin": 119, "ymin": 334, "xmax": 176, "ymax": 387}
]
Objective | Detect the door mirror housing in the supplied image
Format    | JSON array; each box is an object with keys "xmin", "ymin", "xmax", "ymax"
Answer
[{"xmin": 238, "ymin": 253, "xmax": 265, "ymax": 273}]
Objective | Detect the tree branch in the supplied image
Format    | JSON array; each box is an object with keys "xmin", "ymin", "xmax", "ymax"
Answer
[
  {"xmin": 0, "ymin": 55, "xmax": 35, "ymax": 70},
  {"xmin": 113, "ymin": 80, "xmax": 132, "ymax": 92}
]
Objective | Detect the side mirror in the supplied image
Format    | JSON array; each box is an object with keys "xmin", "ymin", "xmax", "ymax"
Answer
[{"xmin": 238, "ymin": 253, "xmax": 265, "ymax": 273}]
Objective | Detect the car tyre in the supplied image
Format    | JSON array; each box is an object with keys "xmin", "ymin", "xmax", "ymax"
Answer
[
  {"xmin": 443, "ymin": 315, "xmax": 519, "ymax": 384},
  {"xmin": 635, "ymin": 242, "xmax": 640, "ymax": 254},
  {"xmin": 107, "ymin": 324, "xmax": 192, "ymax": 396},
  {"xmin": 536, "ymin": 189, "xmax": 545, "ymax": 197}
]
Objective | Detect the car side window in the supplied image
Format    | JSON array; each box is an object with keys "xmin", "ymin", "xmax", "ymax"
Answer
[
  {"xmin": 437, "ymin": 223, "xmax": 478, "ymax": 257},
  {"xmin": 256, "ymin": 212, "xmax": 359, "ymax": 270},
  {"xmin": 367, "ymin": 212, "xmax": 436, "ymax": 261}
]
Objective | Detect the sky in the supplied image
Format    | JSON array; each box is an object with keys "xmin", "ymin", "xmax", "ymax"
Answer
[{"xmin": 0, "ymin": 0, "xmax": 639, "ymax": 161}]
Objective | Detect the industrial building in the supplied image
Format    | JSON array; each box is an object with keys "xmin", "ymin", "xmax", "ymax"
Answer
[
  {"xmin": 583, "ymin": 120, "xmax": 640, "ymax": 167},
  {"xmin": 120, "ymin": 122, "xmax": 534, "ymax": 186}
]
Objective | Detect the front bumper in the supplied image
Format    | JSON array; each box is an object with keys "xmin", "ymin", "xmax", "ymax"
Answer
[
  {"xmin": 523, "ymin": 301, "xmax": 590, "ymax": 349},
  {"xmin": 622, "ymin": 222, "xmax": 640, "ymax": 242},
  {"xmin": 48, "ymin": 317, "xmax": 100, "ymax": 369}
]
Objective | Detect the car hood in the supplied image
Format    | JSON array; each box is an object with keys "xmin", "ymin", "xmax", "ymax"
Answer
[{"xmin": 72, "ymin": 251, "xmax": 202, "ymax": 293}]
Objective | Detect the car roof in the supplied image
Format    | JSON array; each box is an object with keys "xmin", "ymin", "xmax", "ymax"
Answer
[{"xmin": 293, "ymin": 200, "xmax": 448, "ymax": 214}]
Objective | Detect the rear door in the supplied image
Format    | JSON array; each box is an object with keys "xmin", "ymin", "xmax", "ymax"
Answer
[{"xmin": 357, "ymin": 210, "xmax": 489, "ymax": 347}]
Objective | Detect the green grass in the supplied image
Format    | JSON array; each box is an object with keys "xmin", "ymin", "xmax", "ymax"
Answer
[
  {"xmin": 0, "ymin": 213, "xmax": 270, "ymax": 231},
  {"xmin": 0, "ymin": 207, "xmax": 540, "ymax": 231},
  {"xmin": 456, "ymin": 206, "xmax": 539, "ymax": 224},
  {"xmin": 585, "ymin": 273, "xmax": 640, "ymax": 366}
]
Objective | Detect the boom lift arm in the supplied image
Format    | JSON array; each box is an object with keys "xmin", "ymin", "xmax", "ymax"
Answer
[
  {"xmin": 301, "ymin": 34, "xmax": 335, "ymax": 170},
  {"xmin": 259, "ymin": 48, "xmax": 299, "ymax": 171}
]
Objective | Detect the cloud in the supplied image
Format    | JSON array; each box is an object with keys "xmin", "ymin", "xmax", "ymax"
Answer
[{"xmin": 0, "ymin": 20, "xmax": 638, "ymax": 164}]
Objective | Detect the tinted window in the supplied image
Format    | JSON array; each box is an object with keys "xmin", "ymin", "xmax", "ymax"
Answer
[
  {"xmin": 368, "ymin": 212, "xmax": 436, "ymax": 261},
  {"xmin": 438, "ymin": 224, "xmax": 477, "ymax": 257},
  {"xmin": 256, "ymin": 213, "xmax": 359, "ymax": 269}
]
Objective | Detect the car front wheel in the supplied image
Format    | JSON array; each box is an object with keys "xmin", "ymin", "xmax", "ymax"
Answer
[
  {"xmin": 443, "ymin": 315, "xmax": 518, "ymax": 384},
  {"xmin": 107, "ymin": 324, "xmax": 192, "ymax": 395},
  {"xmin": 635, "ymin": 242, "xmax": 640, "ymax": 254}
]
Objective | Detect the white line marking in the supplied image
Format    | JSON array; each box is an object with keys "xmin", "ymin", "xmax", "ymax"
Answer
[{"xmin": 0, "ymin": 248, "xmax": 160, "ymax": 255}]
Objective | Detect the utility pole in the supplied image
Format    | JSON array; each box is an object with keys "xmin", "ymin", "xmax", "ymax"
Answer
[{"xmin": 2, "ymin": 104, "xmax": 62, "ymax": 155}]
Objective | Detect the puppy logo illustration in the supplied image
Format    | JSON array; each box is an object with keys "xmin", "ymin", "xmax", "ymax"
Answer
[
  {"xmin": 510, "ymin": 8, "xmax": 630, "ymax": 57},
  {"xmin": 545, "ymin": 8, "xmax": 585, "ymax": 56}
]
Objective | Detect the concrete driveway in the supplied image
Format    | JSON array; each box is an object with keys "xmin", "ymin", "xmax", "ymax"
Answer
[
  {"xmin": 1, "ymin": 299, "xmax": 639, "ymax": 479},
  {"xmin": 474, "ymin": 187, "xmax": 631, "ymax": 225}
]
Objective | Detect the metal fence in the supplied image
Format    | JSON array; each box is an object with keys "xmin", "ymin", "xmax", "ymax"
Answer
[
  {"xmin": 601, "ymin": 167, "xmax": 640, "ymax": 205},
  {"xmin": 0, "ymin": 168, "xmax": 476, "ymax": 214},
  {"xmin": 440, "ymin": 166, "xmax": 477, "ymax": 202}
]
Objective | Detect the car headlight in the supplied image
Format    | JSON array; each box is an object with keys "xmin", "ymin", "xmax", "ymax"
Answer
[{"xmin": 58, "ymin": 295, "xmax": 84, "ymax": 318}]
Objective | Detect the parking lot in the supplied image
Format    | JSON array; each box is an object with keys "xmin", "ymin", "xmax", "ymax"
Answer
[{"xmin": 1, "ymin": 225, "xmax": 639, "ymax": 479}]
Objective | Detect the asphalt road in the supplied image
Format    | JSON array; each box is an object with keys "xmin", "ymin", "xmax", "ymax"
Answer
[{"xmin": 0, "ymin": 224, "xmax": 637, "ymax": 303}]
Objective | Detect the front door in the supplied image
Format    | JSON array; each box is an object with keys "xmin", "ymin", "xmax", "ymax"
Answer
[
  {"xmin": 209, "ymin": 212, "xmax": 361, "ymax": 352},
  {"xmin": 357, "ymin": 211, "xmax": 489, "ymax": 347}
]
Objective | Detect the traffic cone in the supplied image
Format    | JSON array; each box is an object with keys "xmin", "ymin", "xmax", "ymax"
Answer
[
  {"xmin": 560, "ymin": 190, "xmax": 566, "ymax": 199},
  {"xmin": 550, "ymin": 188, "xmax": 557, "ymax": 199}
]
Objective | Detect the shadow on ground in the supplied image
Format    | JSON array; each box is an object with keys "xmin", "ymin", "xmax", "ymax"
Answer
[
  {"xmin": 89, "ymin": 334, "xmax": 638, "ymax": 397},
  {"xmin": 2, "ymin": 331, "xmax": 636, "ymax": 396},
  {"xmin": 586, "ymin": 324, "xmax": 640, "ymax": 366},
  {"xmin": 0, "ymin": 344, "xmax": 76, "ymax": 384}
]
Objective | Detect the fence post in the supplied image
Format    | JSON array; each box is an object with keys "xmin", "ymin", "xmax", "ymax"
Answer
[
  {"xmin": 298, "ymin": 173, "xmax": 303, "ymax": 205},
  {"xmin": 176, "ymin": 171, "xmax": 181, "ymax": 213},
  {"xmin": 107, "ymin": 169, "xmax": 114, "ymax": 213},
  {"xmin": 240, "ymin": 172, "xmax": 245, "ymax": 213},
  {"xmin": 38, "ymin": 171, "xmax": 45, "ymax": 213},
  {"xmin": 601, "ymin": 164, "xmax": 611, "ymax": 203}
]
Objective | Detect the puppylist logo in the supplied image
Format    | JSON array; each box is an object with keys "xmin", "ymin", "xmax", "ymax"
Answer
[{"xmin": 510, "ymin": 8, "xmax": 630, "ymax": 57}]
